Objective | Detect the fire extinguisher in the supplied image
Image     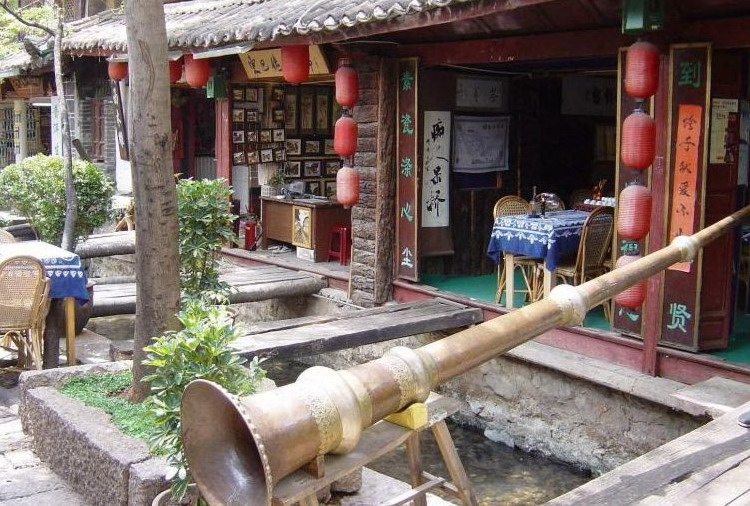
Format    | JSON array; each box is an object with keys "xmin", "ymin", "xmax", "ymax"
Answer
[{"xmin": 244, "ymin": 216, "xmax": 262, "ymax": 251}]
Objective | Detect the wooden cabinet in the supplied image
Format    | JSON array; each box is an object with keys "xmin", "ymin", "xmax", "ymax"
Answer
[{"xmin": 260, "ymin": 197, "xmax": 351, "ymax": 262}]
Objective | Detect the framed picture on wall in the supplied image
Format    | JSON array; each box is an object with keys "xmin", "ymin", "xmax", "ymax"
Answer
[
  {"xmin": 315, "ymin": 87, "xmax": 330, "ymax": 134},
  {"xmin": 300, "ymin": 87, "xmax": 315, "ymax": 135},
  {"xmin": 324, "ymin": 138, "xmax": 335, "ymax": 155},
  {"xmin": 260, "ymin": 149, "xmax": 274, "ymax": 163},
  {"xmin": 246, "ymin": 110, "xmax": 259, "ymax": 123},
  {"xmin": 324, "ymin": 160, "xmax": 341, "ymax": 176},
  {"xmin": 285, "ymin": 138, "xmax": 302, "ymax": 155},
  {"xmin": 303, "ymin": 160, "xmax": 322, "ymax": 177},
  {"xmin": 272, "ymin": 129, "xmax": 285, "ymax": 142},
  {"xmin": 292, "ymin": 206, "xmax": 312, "ymax": 248},
  {"xmin": 272, "ymin": 109, "xmax": 284, "ymax": 123},
  {"xmin": 306, "ymin": 181, "xmax": 321, "ymax": 196},
  {"xmin": 246, "ymin": 151, "xmax": 259, "ymax": 164},
  {"xmin": 286, "ymin": 160, "xmax": 301, "ymax": 177},
  {"xmin": 259, "ymin": 130, "xmax": 273, "ymax": 143},
  {"xmin": 246, "ymin": 88, "xmax": 259, "ymax": 102},
  {"xmin": 232, "ymin": 109, "xmax": 245, "ymax": 122},
  {"xmin": 232, "ymin": 88, "xmax": 244, "ymax": 101},
  {"xmin": 304, "ymin": 140, "xmax": 320, "ymax": 155},
  {"xmin": 232, "ymin": 151, "xmax": 245, "ymax": 164},
  {"xmin": 324, "ymin": 180, "xmax": 336, "ymax": 199},
  {"xmin": 232, "ymin": 130, "xmax": 244, "ymax": 143},
  {"xmin": 273, "ymin": 148, "xmax": 286, "ymax": 162},
  {"xmin": 285, "ymin": 88, "xmax": 299, "ymax": 135},
  {"xmin": 272, "ymin": 86, "xmax": 285, "ymax": 101},
  {"xmin": 247, "ymin": 130, "xmax": 258, "ymax": 143}
]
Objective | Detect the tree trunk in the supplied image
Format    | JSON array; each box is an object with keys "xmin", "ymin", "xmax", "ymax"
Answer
[
  {"xmin": 54, "ymin": 4, "xmax": 77, "ymax": 252},
  {"xmin": 124, "ymin": 0, "xmax": 181, "ymax": 402}
]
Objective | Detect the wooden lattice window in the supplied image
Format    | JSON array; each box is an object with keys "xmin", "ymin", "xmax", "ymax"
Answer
[{"xmin": 62, "ymin": 0, "xmax": 82, "ymax": 21}]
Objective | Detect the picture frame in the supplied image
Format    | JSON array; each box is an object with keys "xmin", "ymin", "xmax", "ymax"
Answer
[
  {"xmin": 232, "ymin": 108, "xmax": 245, "ymax": 122},
  {"xmin": 260, "ymin": 149, "xmax": 274, "ymax": 163},
  {"xmin": 315, "ymin": 87, "xmax": 330, "ymax": 134},
  {"xmin": 259, "ymin": 130, "xmax": 273, "ymax": 143},
  {"xmin": 273, "ymin": 129, "xmax": 285, "ymax": 142},
  {"xmin": 273, "ymin": 148, "xmax": 286, "ymax": 162},
  {"xmin": 232, "ymin": 130, "xmax": 245, "ymax": 144},
  {"xmin": 300, "ymin": 87, "xmax": 315, "ymax": 135},
  {"xmin": 303, "ymin": 160, "xmax": 322, "ymax": 177},
  {"xmin": 285, "ymin": 138, "xmax": 302, "ymax": 156},
  {"xmin": 272, "ymin": 108, "xmax": 285, "ymax": 123},
  {"xmin": 304, "ymin": 140, "xmax": 320, "ymax": 155},
  {"xmin": 246, "ymin": 110, "xmax": 259, "ymax": 123},
  {"xmin": 286, "ymin": 160, "xmax": 301, "ymax": 177},
  {"xmin": 232, "ymin": 151, "xmax": 245, "ymax": 165},
  {"xmin": 324, "ymin": 180, "xmax": 337, "ymax": 199},
  {"xmin": 232, "ymin": 88, "xmax": 245, "ymax": 101},
  {"xmin": 305, "ymin": 181, "xmax": 321, "ymax": 197},
  {"xmin": 292, "ymin": 206, "xmax": 312, "ymax": 248},
  {"xmin": 246, "ymin": 87, "xmax": 259, "ymax": 102},
  {"xmin": 246, "ymin": 150, "xmax": 259, "ymax": 164},
  {"xmin": 324, "ymin": 138, "xmax": 335, "ymax": 155},
  {"xmin": 272, "ymin": 86, "xmax": 285, "ymax": 101},
  {"xmin": 324, "ymin": 160, "xmax": 341, "ymax": 176},
  {"xmin": 285, "ymin": 89, "xmax": 299, "ymax": 135},
  {"xmin": 247, "ymin": 130, "xmax": 258, "ymax": 143}
]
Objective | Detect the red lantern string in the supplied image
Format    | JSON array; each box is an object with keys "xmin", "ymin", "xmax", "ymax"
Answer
[
  {"xmin": 334, "ymin": 114, "xmax": 358, "ymax": 158},
  {"xmin": 108, "ymin": 61, "xmax": 128, "ymax": 81},
  {"xmin": 621, "ymin": 110, "xmax": 656, "ymax": 170},
  {"xmin": 281, "ymin": 45, "xmax": 310, "ymax": 84},
  {"xmin": 624, "ymin": 41, "xmax": 660, "ymax": 99},
  {"xmin": 335, "ymin": 58, "xmax": 359, "ymax": 108},
  {"xmin": 184, "ymin": 55, "xmax": 211, "ymax": 88},
  {"xmin": 617, "ymin": 183, "xmax": 652, "ymax": 241},
  {"xmin": 336, "ymin": 165, "xmax": 360, "ymax": 208},
  {"xmin": 614, "ymin": 255, "xmax": 647, "ymax": 309}
]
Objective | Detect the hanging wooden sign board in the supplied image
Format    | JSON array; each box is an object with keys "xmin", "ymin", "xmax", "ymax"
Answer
[
  {"xmin": 396, "ymin": 58, "xmax": 419, "ymax": 281},
  {"xmin": 238, "ymin": 46, "xmax": 329, "ymax": 80},
  {"xmin": 659, "ymin": 43, "xmax": 711, "ymax": 350}
]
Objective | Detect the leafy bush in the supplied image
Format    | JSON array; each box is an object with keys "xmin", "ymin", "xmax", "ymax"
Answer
[
  {"xmin": 143, "ymin": 302, "xmax": 265, "ymax": 500},
  {"xmin": 0, "ymin": 154, "xmax": 114, "ymax": 246},
  {"xmin": 177, "ymin": 178, "xmax": 236, "ymax": 302}
]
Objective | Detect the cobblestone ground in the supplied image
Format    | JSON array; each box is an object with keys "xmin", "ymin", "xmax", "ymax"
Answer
[{"xmin": 0, "ymin": 373, "xmax": 88, "ymax": 506}]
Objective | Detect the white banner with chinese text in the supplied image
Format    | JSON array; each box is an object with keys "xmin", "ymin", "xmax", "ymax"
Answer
[{"xmin": 421, "ymin": 111, "xmax": 451, "ymax": 228}]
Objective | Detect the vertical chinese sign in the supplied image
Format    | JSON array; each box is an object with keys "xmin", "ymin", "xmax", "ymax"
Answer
[
  {"xmin": 421, "ymin": 111, "xmax": 451, "ymax": 228},
  {"xmin": 397, "ymin": 59, "xmax": 419, "ymax": 281},
  {"xmin": 660, "ymin": 44, "xmax": 711, "ymax": 350}
]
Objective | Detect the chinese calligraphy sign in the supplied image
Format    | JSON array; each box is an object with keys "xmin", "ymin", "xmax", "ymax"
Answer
[
  {"xmin": 397, "ymin": 59, "xmax": 419, "ymax": 280},
  {"xmin": 421, "ymin": 111, "xmax": 451, "ymax": 228},
  {"xmin": 238, "ymin": 46, "xmax": 329, "ymax": 80}
]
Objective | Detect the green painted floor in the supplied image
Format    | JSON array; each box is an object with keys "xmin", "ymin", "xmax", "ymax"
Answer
[{"xmin": 420, "ymin": 273, "xmax": 750, "ymax": 364}]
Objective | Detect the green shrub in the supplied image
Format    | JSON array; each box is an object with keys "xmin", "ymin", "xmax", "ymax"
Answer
[
  {"xmin": 143, "ymin": 301, "xmax": 265, "ymax": 500},
  {"xmin": 177, "ymin": 178, "xmax": 236, "ymax": 303},
  {"xmin": 0, "ymin": 154, "xmax": 114, "ymax": 246}
]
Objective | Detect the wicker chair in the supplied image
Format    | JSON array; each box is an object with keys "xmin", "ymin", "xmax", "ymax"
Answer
[
  {"xmin": 0, "ymin": 230, "xmax": 16, "ymax": 244},
  {"xmin": 553, "ymin": 207, "xmax": 615, "ymax": 321},
  {"xmin": 492, "ymin": 196, "xmax": 541, "ymax": 305},
  {"xmin": 0, "ymin": 256, "xmax": 50, "ymax": 370}
]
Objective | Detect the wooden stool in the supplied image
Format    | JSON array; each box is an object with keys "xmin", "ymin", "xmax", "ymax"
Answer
[
  {"xmin": 272, "ymin": 394, "xmax": 478, "ymax": 506},
  {"xmin": 327, "ymin": 225, "xmax": 351, "ymax": 265}
]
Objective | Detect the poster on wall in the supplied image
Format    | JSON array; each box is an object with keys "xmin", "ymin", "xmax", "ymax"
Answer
[
  {"xmin": 421, "ymin": 111, "xmax": 451, "ymax": 228},
  {"xmin": 452, "ymin": 115, "xmax": 509, "ymax": 173},
  {"xmin": 709, "ymin": 98, "xmax": 739, "ymax": 164}
]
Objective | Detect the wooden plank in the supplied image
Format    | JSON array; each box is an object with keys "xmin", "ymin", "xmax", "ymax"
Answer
[{"xmin": 550, "ymin": 401, "xmax": 750, "ymax": 505}]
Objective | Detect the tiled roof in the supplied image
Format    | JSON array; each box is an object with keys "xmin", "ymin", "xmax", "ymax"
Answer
[
  {"xmin": 62, "ymin": 0, "xmax": 479, "ymax": 52},
  {"xmin": 0, "ymin": 36, "xmax": 52, "ymax": 78}
]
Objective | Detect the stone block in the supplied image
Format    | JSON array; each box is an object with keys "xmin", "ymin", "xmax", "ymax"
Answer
[
  {"xmin": 128, "ymin": 456, "xmax": 169, "ymax": 506},
  {"xmin": 331, "ymin": 467, "xmax": 363, "ymax": 493}
]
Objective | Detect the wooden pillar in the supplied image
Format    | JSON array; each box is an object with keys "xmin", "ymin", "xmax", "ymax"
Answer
[
  {"xmin": 13, "ymin": 100, "xmax": 28, "ymax": 162},
  {"xmin": 215, "ymin": 98, "xmax": 231, "ymax": 182}
]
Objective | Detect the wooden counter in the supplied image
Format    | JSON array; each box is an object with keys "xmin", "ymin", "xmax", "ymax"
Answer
[{"xmin": 260, "ymin": 197, "xmax": 351, "ymax": 262}]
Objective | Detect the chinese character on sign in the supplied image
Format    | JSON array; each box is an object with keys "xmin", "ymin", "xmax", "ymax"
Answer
[
  {"xmin": 681, "ymin": 114, "xmax": 698, "ymax": 131},
  {"xmin": 425, "ymin": 190, "xmax": 446, "ymax": 217},
  {"xmin": 678, "ymin": 61, "xmax": 702, "ymax": 88},
  {"xmin": 679, "ymin": 135, "xmax": 696, "ymax": 152},
  {"xmin": 401, "ymin": 247, "xmax": 414, "ymax": 268},
  {"xmin": 430, "ymin": 119, "xmax": 445, "ymax": 141},
  {"xmin": 620, "ymin": 241, "xmax": 640, "ymax": 255},
  {"xmin": 666, "ymin": 303, "xmax": 692, "ymax": 333},
  {"xmin": 400, "ymin": 202, "xmax": 414, "ymax": 222},
  {"xmin": 400, "ymin": 157, "xmax": 413, "ymax": 177},
  {"xmin": 401, "ymin": 71, "xmax": 414, "ymax": 91},
  {"xmin": 676, "ymin": 203, "xmax": 689, "ymax": 217},
  {"xmin": 678, "ymin": 181, "xmax": 691, "ymax": 197},
  {"xmin": 430, "ymin": 165, "xmax": 442, "ymax": 186},
  {"xmin": 401, "ymin": 113, "xmax": 414, "ymax": 135},
  {"xmin": 678, "ymin": 161, "xmax": 692, "ymax": 174}
]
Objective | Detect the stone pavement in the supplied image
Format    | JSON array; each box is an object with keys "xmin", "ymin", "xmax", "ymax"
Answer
[{"xmin": 0, "ymin": 373, "xmax": 88, "ymax": 506}]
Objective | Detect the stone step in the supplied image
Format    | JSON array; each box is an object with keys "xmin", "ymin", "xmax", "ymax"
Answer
[{"xmin": 670, "ymin": 376, "xmax": 750, "ymax": 418}]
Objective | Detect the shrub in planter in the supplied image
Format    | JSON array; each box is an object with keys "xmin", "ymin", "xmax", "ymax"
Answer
[
  {"xmin": 143, "ymin": 301, "xmax": 265, "ymax": 501},
  {"xmin": 0, "ymin": 154, "xmax": 114, "ymax": 246},
  {"xmin": 177, "ymin": 178, "xmax": 236, "ymax": 303}
]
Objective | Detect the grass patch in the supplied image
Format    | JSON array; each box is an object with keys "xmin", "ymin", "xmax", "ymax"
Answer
[{"xmin": 60, "ymin": 370, "xmax": 154, "ymax": 442}]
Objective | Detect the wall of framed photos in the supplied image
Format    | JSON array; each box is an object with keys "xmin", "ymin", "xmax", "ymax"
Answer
[{"xmin": 231, "ymin": 82, "xmax": 342, "ymax": 198}]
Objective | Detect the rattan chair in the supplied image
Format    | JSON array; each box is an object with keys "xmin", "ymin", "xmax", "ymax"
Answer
[
  {"xmin": 553, "ymin": 207, "xmax": 615, "ymax": 321},
  {"xmin": 492, "ymin": 196, "xmax": 541, "ymax": 305},
  {"xmin": 0, "ymin": 229, "xmax": 16, "ymax": 244},
  {"xmin": 0, "ymin": 256, "xmax": 50, "ymax": 370}
]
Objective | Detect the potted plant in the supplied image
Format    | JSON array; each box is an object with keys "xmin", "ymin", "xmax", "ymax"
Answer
[{"xmin": 261, "ymin": 170, "xmax": 285, "ymax": 197}]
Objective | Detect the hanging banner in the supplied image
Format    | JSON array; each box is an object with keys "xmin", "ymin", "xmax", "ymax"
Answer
[
  {"xmin": 708, "ymin": 98, "xmax": 739, "ymax": 164},
  {"xmin": 238, "ymin": 46, "xmax": 329, "ymax": 80},
  {"xmin": 421, "ymin": 111, "xmax": 451, "ymax": 228},
  {"xmin": 660, "ymin": 43, "xmax": 711, "ymax": 350},
  {"xmin": 397, "ymin": 59, "xmax": 419, "ymax": 281}
]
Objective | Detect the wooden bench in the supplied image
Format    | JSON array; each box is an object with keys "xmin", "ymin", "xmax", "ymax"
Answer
[
  {"xmin": 92, "ymin": 266, "xmax": 327, "ymax": 317},
  {"xmin": 232, "ymin": 298, "xmax": 484, "ymax": 360}
]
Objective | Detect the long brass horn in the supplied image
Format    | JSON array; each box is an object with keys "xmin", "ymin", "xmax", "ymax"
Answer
[{"xmin": 181, "ymin": 205, "xmax": 750, "ymax": 506}]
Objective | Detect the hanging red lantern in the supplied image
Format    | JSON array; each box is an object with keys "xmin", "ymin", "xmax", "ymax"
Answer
[
  {"xmin": 108, "ymin": 61, "xmax": 128, "ymax": 81},
  {"xmin": 335, "ymin": 58, "xmax": 359, "ymax": 108},
  {"xmin": 624, "ymin": 41, "xmax": 660, "ymax": 99},
  {"xmin": 281, "ymin": 45, "xmax": 310, "ymax": 84},
  {"xmin": 334, "ymin": 115, "xmax": 358, "ymax": 158},
  {"xmin": 617, "ymin": 183, "xmax": 652, "ymax": 241},
  {"xmin": 614, "ymin": 254, "xmax": 647, "ymax": 309},
  {"xmin": 169, "ymin": 58, "xmax": 183, "ymax": 84},
  {"xmin": 184, "ymin": 54, "xmax": 211, "ymax": 88},
  {"xmin": 336, "ymin": 165, "xmax": 360, "ymax": 208},
  {"xmin": 621, "ymin": 110, "xmax": 656, "ymax": 170}
]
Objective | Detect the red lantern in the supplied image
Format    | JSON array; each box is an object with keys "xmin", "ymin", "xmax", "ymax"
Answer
[
  {"xmin": 624, "ymin": 41, "xmax": 660, "ymax": 99},
  {"xmin": 184, "ymin": 54, "xmax": 211, "ymax": 88},
  {"xmin": 281, "ymin": 45, "xmax": 309, "ymax": 84},
  {"xmin": 614, "ymin": 255, "xmax": 647, "ymax": 309},
  {"xmin": 617, "ymin": 183, "xmax": 652, "ymax": 241},
  {"xmin": 621, "ymin": 110, "xmax": 655, "ymax": 170},
  {"xmin": 108, "ymin": 61, "xmax": 128, "ymax": 81},
  {"xmin": 169, "ymin": 58, "xmax": 183, "ymax": 84},
  {"xmin": 335, "ymin": 58, "xmax": 359, "ymax": 108},
  {"xmin": 334, "ymin": 115, "xmax": 358, "ymax": 158},
  {"xmin": 336, "ymin": 165, "xmax": 360, "ymax": 208}
]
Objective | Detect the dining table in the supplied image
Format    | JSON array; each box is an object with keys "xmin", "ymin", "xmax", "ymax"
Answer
[
  {"xmin": 486, "ymin": 209, "xmax": 590, "ymax": 309},
  {"xmin": 0, "ymin": 241, "xmax": 88, "ymax": 367}
]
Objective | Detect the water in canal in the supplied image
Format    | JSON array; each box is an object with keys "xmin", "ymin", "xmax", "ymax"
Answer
[{"xmin": 264, "ymin": 360, "xmax": 591, "ymax": 505}]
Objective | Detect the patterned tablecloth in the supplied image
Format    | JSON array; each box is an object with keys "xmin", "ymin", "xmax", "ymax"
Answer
[
  {"xmin": 0, "ymin": 241, "xmax": 89, "ymax": 303},
  {"xmin": 486, "ymin": 209, "xmax": 590, "ymax": 271}
]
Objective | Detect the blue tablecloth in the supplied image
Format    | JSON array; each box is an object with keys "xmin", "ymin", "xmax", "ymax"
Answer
[
  {"xmin": 0, "ymin": 241, "xmax": 89, "ymax": 303},
  {"xmin": 487, "ymin": 210, "xmax": 590, "ymax": 271}
]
